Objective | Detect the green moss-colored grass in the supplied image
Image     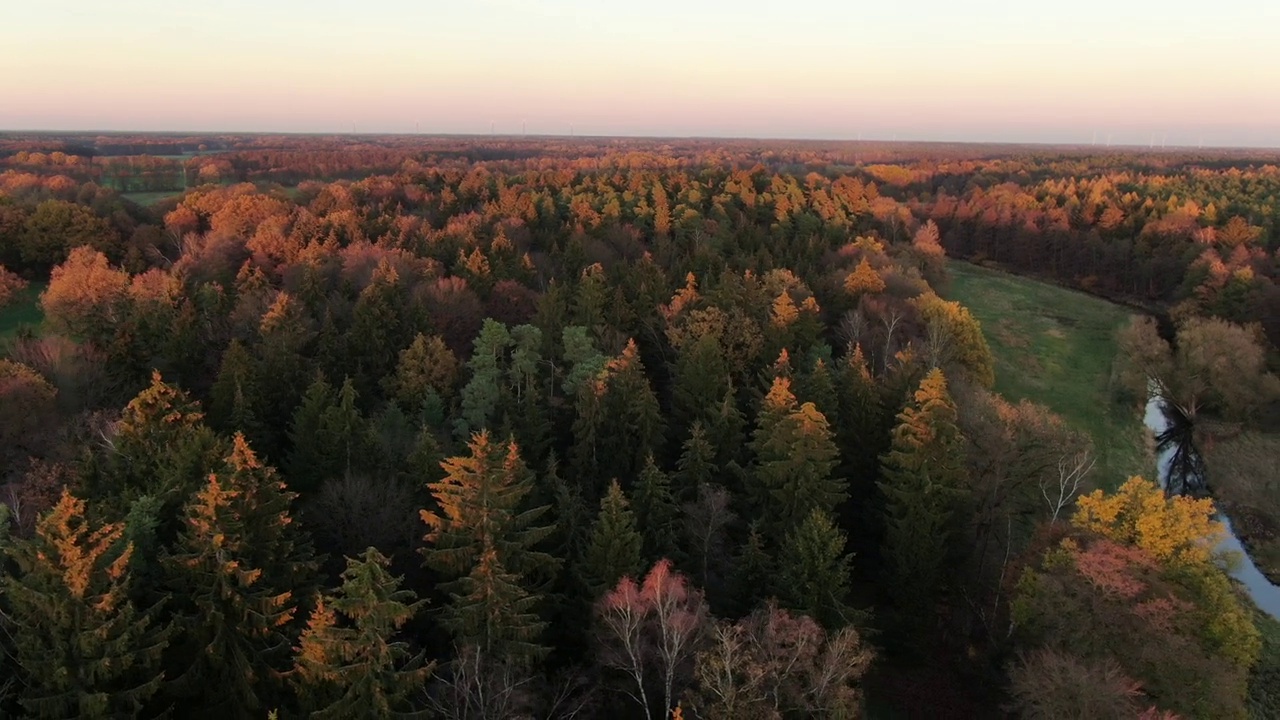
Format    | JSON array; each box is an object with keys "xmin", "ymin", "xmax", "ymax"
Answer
[
  {"xmin": 944, "ymin": 261, "xmax": 1147, "ymax": 488},
  {"xmin": 1202, "ymin": 430, "xmax": 1280, "ymax": 582},
  {"xmin": 120, "ymin": 190, "xmax": 181, "ymax": 206},
  {"xmin": 0, "ymin": 281, "xmax": 44, "ymax": 341}
]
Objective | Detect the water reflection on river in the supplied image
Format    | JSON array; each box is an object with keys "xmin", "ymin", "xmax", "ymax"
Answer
[{"xmin": 1144, "ymin": 396, "xmax": 1280, "ymax": 620}]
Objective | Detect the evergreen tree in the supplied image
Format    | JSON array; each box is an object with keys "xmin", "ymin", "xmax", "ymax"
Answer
[
  {"xmin": 877, "ymin": 368, "xmax": 966, "ymax": 619},
  {"xmin": 320, "ymin": 377, "xmax": 368, "ymax": 480},
  {"xmin": 632, "ymin": 454, "xmax": 680, "ymax": 563},
  {"xmin": 599, "ymin": 340, "xmax": 665, "ymax": 482},
  {"xmin": 581, "ymin": 480, "xmax": 644, "ymax": 596},
  {"xmin": 209, "ymin": 339, "xmax": 258, "ymax": 434},
  {"xmin": 420, "ymin": 431, "xmax": 556, "ymax": 662},
  {"xmin": 671, "ymin": 333, "xmax": 730, "ymax": 433},
  {"xmin": 254, "ymin": 292, "xmax": 316, "ymax": 457},
  {"xmin": 162, "ymin": 435, "xmax": 318, "ymax": 718},
  {"xmin": 749, "ymin": 377, "xmax": 846, "ymax": 535},
  {"xmin": 389, "ymin": 332, "xmax": 459, "ymax": 412},
  {"xmin": 674, "ymin": 422, "xmax": 716, "ymax": 503},
  {"xmin": 728, "ymin": 523, "xmax": 776, "ymax": 616},
  {"xmin": 292, "ymin": 548, "xmax": 434, "ymax": 719},
  {"xmin": 347, "ymin": 259, "xmax": 411, "ymax": 400},
  {"xmin": 706, "ymin": 386, "xmax": 747, "ymax": 470},
  {"xmin": 776, "ymin": 508, "xmax": 854, "ymax": 628},
  {"xmin": 286, "ymin": 372, "xmax": 337, "ymax": 493},
  {"xmin": 796, "ymin": 357, "xmax": 839, "ymax": 426},
  {"xmin": 456, "ymin": 319, "xmax": 511, "ymax": 437},
  {"xmin": 2, "ymin": 490, "xmax": 169, "ymax": 719}
]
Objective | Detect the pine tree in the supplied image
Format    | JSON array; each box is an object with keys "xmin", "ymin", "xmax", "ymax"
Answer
[
  {"xmin": 389, "ymin": 332, "xmax": 459, "ymax": 411},
  {"xmin": 162, "ymin": 434, "xmax": 318, "ymax": 717},
  {"xmin": 2, "ymin": 490, "xmax": 169, "ymax": 719},
  {"xmin": 255, "ymin": 291, "xmax": 316, "ymax": 457},
  {"xmin": 632, "ymin": 454, "xmax": 680, "ymax": 563},
  {"xmin": 877, "ymin": 368, "xmax": 965, "ymax": 619},
  {"xmin": 749, "ymin": 377, "xmax": 846, "ymax": 535},
  {"xmin": 599, "ymin": 340, "xmax": 665, "ymax": 483},
  {"xmin": 796, "ymin": 357, "xmax": 839, "ymax": 426},
  {"xmin": 728, "ymin": 524, "xmax": 775, "ymax": 616},
  {"xmin": 776, "ymin": 508, "xmax": 854, "ymax": 628},
  {"xmin": 320, "ymin": 377, "xmax": 368, "ymax": 480},
  {"xmin": 420, "ymin": 431, "xmax": 556, "ymax": 662},
  {"xmin": 287, "ymin": 372, "xmax": 337, "ymax": 493},
  {"xmin": 674, "ymin": 422, "xmax": 717, "ymax": 504},
  {"xmin": 456, "ymin": 319, "xmax": 511, "ymax": 437},
  {"xmin": 292, "ymin": 548, "xmax": 434, "ymax": 719},
  {"xmin": 582, "ymin": 480, "xmax": 644, "ymax": 596},
  {"xmin": 209, "ymin": 339, "xmax": 257, "ymax": 433},
  {"xmin": 671, "ymin": 333, "xmax": 730, "ymax": 433},
  {"xmin": 348, "ymin": 259, "xmax": 411, "ymax": 400}
]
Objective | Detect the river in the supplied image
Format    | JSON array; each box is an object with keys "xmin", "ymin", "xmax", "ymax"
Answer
[{"xmin": 1144, "ymin": 395, "xmax": 1280, "ymax": 619}]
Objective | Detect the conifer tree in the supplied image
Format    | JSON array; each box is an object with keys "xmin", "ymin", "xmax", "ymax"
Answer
[
  {"xmin": 2, "ymin": 490, "xmax": 169, "ymax": 719},
  {"xmin": 255, "ymin": 291, "xmax": 316, "ymax": 456},
  {"xmin": 749, "ymin": 377, "xmax": 845, "ymax": 534},
  {"xmin": 320, "ymin": 377, "xmax": 368, "ymax": 480},
  {"xmin": 632, "ymin": 454, "xmax": 680, "ymax": 563},
  {"xmin": 162, "ymin": 434, "xmax": 318, "ymax": 717},
  {"xmin": 599, "ymin": 340, "xmax": 665, "ymax": 482},
  {"xmin": 671, "ymin": 333, "xmax": 730, "ymax": 433},
  {"xmin": 728, "ymin": 524, "xmax": 775, "ymax": 616},
  {"xmin": 582, "ymin": 480, "xmax": 644, "ymax": 596},
  {"xmin": 456, "ymin": 319, "xmax": 511, "ymax": 437},
  {"xmin": 674, "ymin": 422, "xmax": 717, "ymax": 504},
  {"xmin": 348, "ymin": 260, "xmax": 411, "ymax": 399},
  {"xmin": 389, "ymin": 332, "xmax": 459, "ymax": 412},
  {"xmin": 209, "ymin": 339, "xmax": 258, "ymax": 432},
  {"xmin": 877, "ymin": 368, "xmax": 965, "ymax": 619},
  {"xmin": 292, "ymin": 548, "xmax": 435, "ymax": 719},
  {"xmin": 420, "ymin": 431, "xmax": 556, "ymax": 662},
  {"xmin": 287, "ymin": 372, "xmax": 337, "ymax": 493},
  {"xmin": 776, "ymin": 508, "xmax": 854, "ymax": 628}
]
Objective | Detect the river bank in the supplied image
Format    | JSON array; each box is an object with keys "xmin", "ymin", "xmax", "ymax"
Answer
[
  {"xmin": 1198, "ymin": 428, "xmax": 1280, "ymax": 586},
  {"xmin": 1144, "ymin": 398, "xmax": 1280, "ymax": 619}
]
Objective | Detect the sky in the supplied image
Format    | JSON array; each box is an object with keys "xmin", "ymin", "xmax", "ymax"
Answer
[{"xmin": 2, "ymin": 0, "xmax": 1279, "ymax": 146}]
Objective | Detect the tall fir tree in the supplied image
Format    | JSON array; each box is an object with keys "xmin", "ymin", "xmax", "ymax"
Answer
[
  {"xmin": 347, "ymin": 259, "xmax": 411, "ymax": 401},
  {"xmin": 292, "ymin": 548, "xmax": 435, "ymax": 719},
  {"xmin": 749, "ymin": 377, "xmax": 846, "ymax": 536},
  {"xmin": 254, "ymin": 291, "xmax": 316, "ymax": 457},
  {"xmin": 1, "ymin": 490, "xmax": 169, "ymax": 719},
  {"xmin": 877, "ymin": 368, "xmax": 966, "ymax": 620},
  {"xmin": 674, "ymin": 422, "xmax": 717, "ymax": 504},
  {"xmin": 776, "ymin": 508, "xmax": 855, "ymax": 629},
  {"xmin": 632, "ymin": 454, "xmax": 680, "ymax": 563},
  {"xmin": 671, "ymin": 333, "xmax": 730, "ymax": 434},
  {"xmin": 420, "ymin": 431, "xmax": 557, "ymax": 663},
  {"xmin": 599, "ymin": 340, "xmax": 665, "ymax": 483},
  {"xmin": 162, "ymin": 434, "xmax": 318, "ymax": 718},
  {"xmin": 287, "ymin": 371, "xmax": 338, "ymax": 493},
  {"xmin": 209, "ymin": 339, "xmax": 258, "ymax": 434},
  {"xmin": 319, "ymin": 376, "xmax": 369, "ymax": 481},
  {"xmin": 581, "ymin": 480, "xmax": 644, "ymax": 596},
  {"xmin": 728, "ymin": 523, "xmax": 776, "ymax": 616}
]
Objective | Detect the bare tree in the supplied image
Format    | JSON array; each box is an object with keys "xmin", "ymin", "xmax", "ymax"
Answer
[
  {"xmin": 595, "ymin": 560, "xmax": 709, "ymax": 720},
  {"xmin": 836, "ymin": 309, "xmax": 868, "ymax": 354},
  {"xmin": 881, "ymin": 307, "xmax": 905, "ymax": 372},
  {"xmin": 1041, "ymin": 451, "xmax": 1095, "ymax": 522},
  {"xmin": 426, "ymin": 645, "xmax": 535, "ymax": 720},
  {"xmin": 680, "ymin": 483, "xmax": 734, "ymax": 593}
]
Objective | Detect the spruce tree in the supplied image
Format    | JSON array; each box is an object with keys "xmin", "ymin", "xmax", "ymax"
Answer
[
  {"xmin": 671, "ymin": 333, "xmax": 730, "ymax": 433},
  {"xmin": 599, "ymin": 340, "xmax": 665, "ymax": 483},
  {"xmin": 162, "ymin": 434, "xmax": 318, "ymax": 718},
  {"xmin": 632, "ymin": 454, "xmax": 680, "ymax": 563},
  {"xmin": 877, "ymin": 368, "xmax": 965, "ymax": 619},
  {"xmin": 456, "ymin": 319, "xmax": 511, "ymax": 437},
  {"xmin": 420, "ymin": 431, "xmax": 556, "ymax": 662},
  {"xmin": 2, "ymin": 490, "xmax": 169, "ymax": 719},
  {"xmin": 581, "ymin": 480, "xmax": 644, "ymax": 596},
  {"xmin": 729, "ymin": 523, "xmax": 776, "ymax": 616},
  {"xmin": 749, "ymin": 377, "xmax": 846, "ymax": 535},
  {"xmin": 776, "ymin": 508, "xmax": 854, "ymax": 629},
  {"xmin": 254, "ymin": 291, "xmax": 316, "ymax": 456},
  {"xmin": 320, "ymin": 377, "xmax": 368, "ymax": 481},
  {"xmin": 292, "ymin": 548, "xmax": 434, "ymax": 719},
  {"xmin": 674, "ymin": 422, "xmax": 716, "ymax": 503},
  {"xmin": 287, "ymin": 372, "xmax": 337, "ymax": 493},
  {"xmin": 209, "ymin": 339, "xmax": 258, "ymax": 434},
  {"xmin": 347, "ymin": 260, "xmax": 411, "ymax": 400}
]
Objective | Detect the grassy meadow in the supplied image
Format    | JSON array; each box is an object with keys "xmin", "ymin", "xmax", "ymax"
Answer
[
  {"xmin": 120, "ymin": 190, "xmax": 181, "ymax": 206},
  {"xmin": 944, "ymin": 261, "xmax": 1148, "ymax": 488},
  {"xmin": 0, "ymin": 281, "xmax": 44, "ymax": 341}
]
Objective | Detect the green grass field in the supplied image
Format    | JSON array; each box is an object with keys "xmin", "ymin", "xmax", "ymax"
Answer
[
  {"xmin": 120, "ymin": 190, "xmax": 181, "ymax": 206},
  {"xmin": 0, "ymin": 281, "xmax": 45, "ymax": 341},
  {"xmin": 944, "ymin": 261, "xmax": 1148, "ymax": 488}
]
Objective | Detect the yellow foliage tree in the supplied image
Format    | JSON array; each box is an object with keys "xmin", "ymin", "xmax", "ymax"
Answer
[
  {"xmin": 843, "ymin": 258, "xmax": 885, "ymax": 296},
  {"xmin": 1072, "ymin": 476, "xmax": 1224, "ymax": 567}
]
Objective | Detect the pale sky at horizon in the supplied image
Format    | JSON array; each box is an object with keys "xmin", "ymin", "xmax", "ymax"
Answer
[{"xmin": 3, "ymin": 0, "xmax": 1279, "ymax": 147}]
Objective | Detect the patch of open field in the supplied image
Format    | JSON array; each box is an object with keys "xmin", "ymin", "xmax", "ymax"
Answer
[
  {"xmin": 121, "ymin": 190, "xmax": 181, "ymax": 206},
  {"xmin": 0, "ymin": 281, "xmax": 44, "ymax": 341},
  {"xmin": 1202, "ymin": 430, "xmax": 1280, "ymax": 583},
  {"xmin": 944, "ymin": 261, "xmax": 1148, "ymax": 488}
]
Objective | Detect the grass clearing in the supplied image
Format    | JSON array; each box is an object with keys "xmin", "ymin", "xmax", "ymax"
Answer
[
  {"xmin": 0, "ymin": 281, "xmax": 44, "ymax": 341},
  {"xmin": 121, "ymin": 190, "xmax": 181, "ymax": 206},
  {"xmin": 1202, "ymin": 430, "xmax": 1280, "ymax": 582},
  {"xmin": 944, "ymin": 261, "xmax": 1148, "ymax": 488}
]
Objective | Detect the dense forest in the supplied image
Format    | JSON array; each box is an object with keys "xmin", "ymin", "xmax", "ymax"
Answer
[{"xmin": 1, "ymin": 134, "xmax": 1278, "ymax": 719}]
